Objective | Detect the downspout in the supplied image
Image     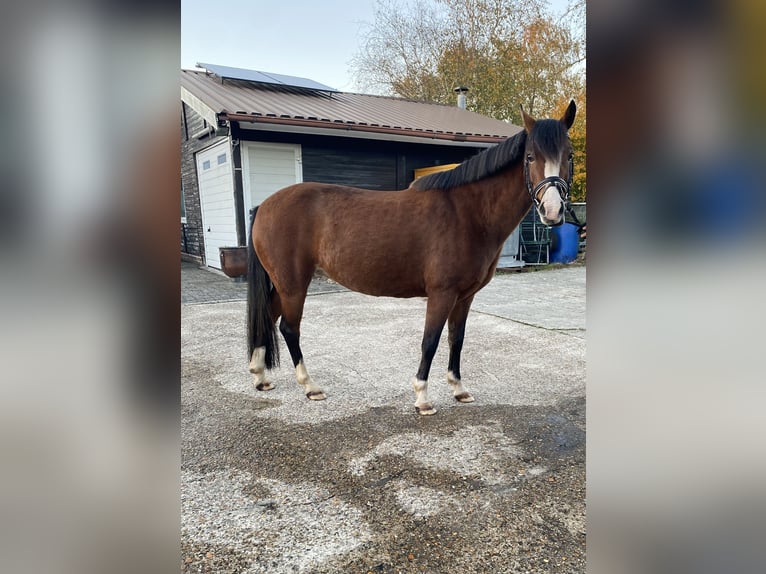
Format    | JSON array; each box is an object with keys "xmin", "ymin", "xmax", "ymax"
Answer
[{"xmin": 229, "ymin": 121, "xmax": 247, "ymax": 246}]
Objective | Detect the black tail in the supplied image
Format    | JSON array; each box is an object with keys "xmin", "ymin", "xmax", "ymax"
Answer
[{"xmin": 247, "ymin": 207, "xmax": 280, "ymax": 369}]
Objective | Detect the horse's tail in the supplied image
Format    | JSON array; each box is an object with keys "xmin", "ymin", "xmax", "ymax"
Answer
[{"xmin": 247, "ymin": 206, "xmax": 280, "ymax": 369}]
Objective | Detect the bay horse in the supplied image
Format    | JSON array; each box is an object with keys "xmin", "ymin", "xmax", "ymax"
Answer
[{"xmin": 246, "ymin": 101, "xmax": 576, "ymax": 415}]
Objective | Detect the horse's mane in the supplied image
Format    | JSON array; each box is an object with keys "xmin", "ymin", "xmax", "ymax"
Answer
[
  {"xmin": 411, "ymin": 129, "xmax": 526, "ymax": 191},
  {"xmin": 410, "ymin": 119, "xmax": 566, "ymax": 191}
]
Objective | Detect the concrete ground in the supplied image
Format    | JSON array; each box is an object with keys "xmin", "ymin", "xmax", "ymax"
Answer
[{"xmin": 182, "ymin": 262, "xmax": 585, "ymax": 573}]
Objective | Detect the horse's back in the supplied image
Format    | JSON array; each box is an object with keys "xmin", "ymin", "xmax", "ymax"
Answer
[{"xmin": 255, "ymin": 182, "xmax": 402, "ymax": 243}]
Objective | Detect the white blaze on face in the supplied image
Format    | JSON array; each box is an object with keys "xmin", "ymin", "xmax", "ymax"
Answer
[{"xmin": 539, "ymin": 159, "xmax": 563, "ymax": 222}]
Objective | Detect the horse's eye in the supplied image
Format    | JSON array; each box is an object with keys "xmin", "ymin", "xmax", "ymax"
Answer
[{"xmin": 526, "ymin": 154, "xmax": 534, "ymax": 163}]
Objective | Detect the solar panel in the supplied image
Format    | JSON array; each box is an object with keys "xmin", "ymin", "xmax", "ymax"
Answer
[{"xmin": 197, "ymin": 62, "xmax": 338, "ymax": 92}]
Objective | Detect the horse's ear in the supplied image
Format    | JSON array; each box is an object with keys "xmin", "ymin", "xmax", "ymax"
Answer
[
  {"xmin": 561, "ymin": 99, "xmax": 576, "ymax": 130},
  {"xmin": 520, "ymin": 105, "xmax": 536, "ymax": 133}
]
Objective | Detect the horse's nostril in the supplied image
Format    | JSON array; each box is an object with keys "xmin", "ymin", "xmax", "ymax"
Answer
[{"xmin": 558, "ymin": 204, "xmax": 564, "ymax": 216}]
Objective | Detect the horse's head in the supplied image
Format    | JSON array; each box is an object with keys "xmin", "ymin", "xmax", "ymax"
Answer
[{"xmin": 521, "ymin": 100, "xmax": 577, "ymax": 226}]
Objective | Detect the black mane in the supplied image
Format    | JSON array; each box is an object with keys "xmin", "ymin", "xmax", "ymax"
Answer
[
  {"xmin": 410, "ymin": 119, "xmax": 567, "ymax": 191},
  {"xmin": 411, "ymin": 129, "xmax": 526, "ymax": 191}
]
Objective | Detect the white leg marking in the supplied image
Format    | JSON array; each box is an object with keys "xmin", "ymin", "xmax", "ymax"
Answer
[
  {"xmin": 249, "ymin": 347, "xmax": 274, "ymax": 391},
  {"xmin": 412, "ymin": 377, "xmax": 436, "ymax": 415},
  {"xmin": 447, "ymin": 370, "xmax": 475, "ymax": 403},
  {"xmin": 296, "ymin": 360, "xmax": 326, "ymax": 400}
]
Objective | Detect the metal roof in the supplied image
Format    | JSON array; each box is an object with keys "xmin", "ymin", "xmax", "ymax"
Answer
[{"xmin": 181, "ymin": 68, "xmax": 521, "ymax": 144}]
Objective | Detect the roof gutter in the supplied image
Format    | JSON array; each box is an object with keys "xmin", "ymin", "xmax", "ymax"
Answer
[{"xmin": 218, "ymin": 112, "xmax": 509, "ymax": 144}]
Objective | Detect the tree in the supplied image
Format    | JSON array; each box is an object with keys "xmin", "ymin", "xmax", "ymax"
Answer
[
  {"xmin": 352, "ymin": 0, "xmax": 585, "ymax": 200},
  {"xmin": 352, "ymin": 0, "xmax": 583, "ymax": 120},
  {"xmin": 557, "ymin": 88, "xmax": 586, "ymax": 203}
]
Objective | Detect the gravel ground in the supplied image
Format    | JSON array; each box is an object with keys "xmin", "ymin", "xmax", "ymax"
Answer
[{"xmin": 182, "ymin": 265, "xmax": 585, "ymax": 573}]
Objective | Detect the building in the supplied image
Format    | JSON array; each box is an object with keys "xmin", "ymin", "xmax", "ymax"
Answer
[{"xmin": 181, "ymin": 63, "xmax": 523, "ymax": 269}]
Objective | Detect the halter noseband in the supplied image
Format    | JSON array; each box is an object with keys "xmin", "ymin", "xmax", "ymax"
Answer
[{"xmin": 524, "ymin": 154, "xmax": 574, "ymax": 225}]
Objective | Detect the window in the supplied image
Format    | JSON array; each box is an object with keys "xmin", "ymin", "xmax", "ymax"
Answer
[
  {"xmin": 202, "ymin": 159, "xmax": 210, "ymax": 170},
  {"xmin": 217, "ymin": 153, "xmax": 227, "ymax": 165}
]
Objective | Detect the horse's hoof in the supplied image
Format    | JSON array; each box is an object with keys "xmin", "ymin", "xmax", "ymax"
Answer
[
  {"xmin": 454, "ymin": 392, "xmax": 475, "ymax": 403},
  {"xmin": 306, "ymin": 390, "xmax": 326, "ymax": 401},
  {"xmin": 415, "ymin": 403, "xmax": 437, "ymax": 416},
  {"xmin": 255, "ymin": 382, "xmax": 275, "ymax": 391}
]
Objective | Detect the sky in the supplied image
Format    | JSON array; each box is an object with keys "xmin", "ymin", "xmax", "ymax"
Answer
[
  {"xmin": 181, "ymin": 0, "xmax": 377, "ymax": 91},
  {"xmin": 181, "ymin": 0, "xmax": 573, "ymax": 93}
]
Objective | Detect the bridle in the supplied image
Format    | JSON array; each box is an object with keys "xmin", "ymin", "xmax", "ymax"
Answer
[{"xmin": 524, "ymin": 152, "xmax": 574, "ymax": 227}]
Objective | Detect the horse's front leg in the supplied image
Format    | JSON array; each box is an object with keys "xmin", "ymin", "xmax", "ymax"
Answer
[
  {"xmin": 412, "ymin": 293, "xmax": 457, "ymax": 415},
  {"xmin": 447, "ymin": 295, "xmax": 475, "ymax": 403},
  {"xmin": 279, "ymin": 292, "xmax": 326, "ymax": 401}
]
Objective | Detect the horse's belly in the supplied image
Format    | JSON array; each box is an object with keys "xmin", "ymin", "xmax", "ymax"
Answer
[{"xmin": 319, "ymin": 253, "xmax": 426, "ymax": 298}]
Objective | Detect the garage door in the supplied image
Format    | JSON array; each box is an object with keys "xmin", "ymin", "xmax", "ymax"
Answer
[
  {"xmin": 197, "ymin": 140, "xmax": 236, "ymax": 269},
  {"xmin": 242, "ymin": 142, "xmax": 302, "ymax": 221}
]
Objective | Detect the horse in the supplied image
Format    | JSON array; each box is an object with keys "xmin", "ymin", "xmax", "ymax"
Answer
[{"xmin": 246, "ymin": 101, "xmax": 576, "ymax": 415}]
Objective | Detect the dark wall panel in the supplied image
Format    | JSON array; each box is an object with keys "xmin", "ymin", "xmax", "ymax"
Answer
[
  {"xmin": 302, "ymin": 147, "xmax": 397, "ymax": 190},
  {"xmin": 403, "ymin": 148, "xmax": 479, "ymax": 185}
]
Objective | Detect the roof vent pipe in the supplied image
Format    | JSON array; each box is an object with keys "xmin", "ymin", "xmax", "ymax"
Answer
[{"xmin": 454, "ymin": 86, "xmax": 469, "ymax": 109}]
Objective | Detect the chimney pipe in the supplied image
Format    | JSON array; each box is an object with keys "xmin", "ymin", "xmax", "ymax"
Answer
[{"xmin": 454, "ymin": 86, "xmax": 469, "ymax": 109}]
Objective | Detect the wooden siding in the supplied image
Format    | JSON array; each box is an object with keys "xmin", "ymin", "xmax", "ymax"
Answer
[
  {"xmin": 402, "ymin": 149, "xmax": 478, "ymax": 187},
  {"xmin": 302, "ymin": 147, "xmax": 397, "ymax": 190}
]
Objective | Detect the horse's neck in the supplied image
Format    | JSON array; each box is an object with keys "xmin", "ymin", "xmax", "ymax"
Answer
[{"xmin": 458, "ymin": 168, "xmax": 531, "ymax": 243}]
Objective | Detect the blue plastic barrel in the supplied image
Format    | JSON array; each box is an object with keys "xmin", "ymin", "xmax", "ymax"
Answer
[{"xmin": 549, "ymin": 222, "xmax": 580, "ymax": 263}]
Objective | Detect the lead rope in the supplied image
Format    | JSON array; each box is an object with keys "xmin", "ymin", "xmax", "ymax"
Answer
[
  {"xmin": 565, "ymin": 202, "xmax": 583, "ymax": 228},
  {"xmin": 564, "ymin": 156, "xmax": 584, "ymax": 230}
]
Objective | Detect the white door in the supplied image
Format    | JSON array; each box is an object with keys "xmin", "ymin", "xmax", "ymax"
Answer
[
  {"xmin": 197, "ymin": 140, "xmax": 237, "ymax": 269},
  {"xmin": 242, "ymin": 142, "xmax": 302, "ymax": 220}
]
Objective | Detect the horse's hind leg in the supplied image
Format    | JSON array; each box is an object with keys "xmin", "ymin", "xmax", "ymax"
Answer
[
  {"xmin": 249, "ymin": 348, "xmax": 273, "ymax": 391},
  {"xmin": 447, "ymin": 295, "xmax": 475, "ymax": 403},
  {"xmin": 248, "ymin": 290, "xmax": 282, "ymax": 391},
  {"xmin": 279, "ymin": 292, "xmax": 326, "ymax": 401}
]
